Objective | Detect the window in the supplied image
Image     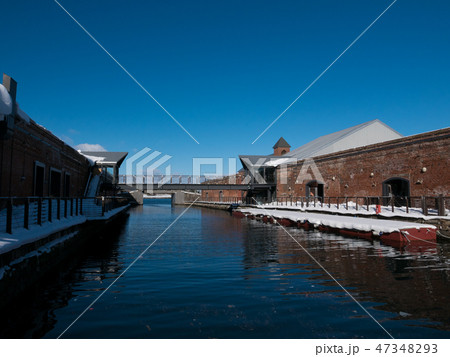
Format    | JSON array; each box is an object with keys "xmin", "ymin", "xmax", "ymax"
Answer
[
  {"xmin": 34, "ymin": 162, "xmax": 45, "ymax": 197},
  {"xmin": 64, "ymin": 172, "xmax": 71, "ymax": 197},
  {"xmin": 49, "ymin": 168, "xmax": 62, "ymax": 197}
]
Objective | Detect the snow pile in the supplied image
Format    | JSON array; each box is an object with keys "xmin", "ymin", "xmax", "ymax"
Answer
[
  {"xmin": 0, "ymin": 200, "xmax": 129, "ymax": 256},
  {"xmin": 0, "ymin": 231, "xmax": 79, "ymax": 280},
  {"xmin": 0, "ymin": 215, "xmax": 86, "ymax": 255},
  {"xmin": 0, "ymin": 84, "xmax": 12, "ymax": 115},
  {"xmin": 264, "ymin": 157, "xmax": 297, "ymax": 167},
  {"xmin": 238, "ymin": 208, "xmax": 436, "ymax": 235},
  {"xmin": 259, "ymin": 200, "xmax": 449, "ymax": 221},
  {"xmin": 88, "ymin": 204, "xmax": 130, "ymax": 221},
  {"xmin": 144, "ymin": 194, "xmax": 172, "ymax": 199},
  {"xmin": 15, "ymin": 103, "xmax": 31, "ymax": 123},
  {"xmin": 78, "ymin": 151, "xmax": 106, "ymax": 166}
]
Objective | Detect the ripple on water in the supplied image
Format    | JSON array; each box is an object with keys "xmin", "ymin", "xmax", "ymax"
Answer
[{"xmin": 1, "ymin": 200, "xmax": 450, "ymax": 338}]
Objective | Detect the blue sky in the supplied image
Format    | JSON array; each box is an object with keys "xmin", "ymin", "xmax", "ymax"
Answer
[{"xmin": 1, "ymin": 0, "xmax": 449, "ymax": 174}]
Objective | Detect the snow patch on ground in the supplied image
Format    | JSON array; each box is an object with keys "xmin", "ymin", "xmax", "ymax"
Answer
[
  {"xmin": 258, "ymin": 201, "xmax": 449, "ymax": 221},
  {"xmin": 238, "ymin": 208, "xmax": 436, "ymax": 235},
  {"xmin": 0, "ymin": 205, "xmax": 129, "ymax": 256},
  {"xmin": 87, "ymin": 204, "xmax": 130, "ymax": 221},
  {"xmin": 144, "ymin": 194, "xmax": 172, "ymax": 199},
  {"xmin": 0, "ymin": 215, "xmax": 86, "ymax": 255},
  {"xmin": 0, "ymin": 231, "xmax": 79, "ymax": 280}
]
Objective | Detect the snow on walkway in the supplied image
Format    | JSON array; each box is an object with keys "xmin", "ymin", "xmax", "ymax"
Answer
[
  {"xmin": 258, "ymin": 201, "xmax": 449, "ymax": 221},
  {"xmin": 0, "ymin": 215, "xmax": 86, "ymax": 255},
  {"xmin": 0, "ymin": 205, "xmax": 130, "ymax": 256},
  {"xmin": 238, "ymin": 208, "xmax": 436, "ymax": 235}
]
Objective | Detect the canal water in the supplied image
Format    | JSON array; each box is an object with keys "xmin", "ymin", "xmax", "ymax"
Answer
[{"xmin": 2, "ymin": 199, "xmax": 450, "ymax": 338}]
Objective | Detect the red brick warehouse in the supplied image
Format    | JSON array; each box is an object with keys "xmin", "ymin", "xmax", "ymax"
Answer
[{"xmin": 202, "ymin": 120, "xmax": 449, "ymax": 202}]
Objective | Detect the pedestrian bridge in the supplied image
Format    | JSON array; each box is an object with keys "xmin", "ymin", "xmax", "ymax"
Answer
[{"xmin": 118, "ymin": 175, "xmax": 273, "ymax": 191}]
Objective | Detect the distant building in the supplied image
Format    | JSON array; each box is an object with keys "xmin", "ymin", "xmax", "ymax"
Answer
[{"xmin": 202, "ymin": 119, "xmax": 449, "ymax": 202}]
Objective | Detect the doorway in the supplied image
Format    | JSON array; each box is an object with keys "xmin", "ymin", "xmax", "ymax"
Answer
[
  {"xmin": 49, "ymin": 168, "xmax": 62, "ymax": 197},
  {"xmin": 382, "ymin": 177, "xmax": 410, "ymax": 206},
  {"xmin": 34, "ymin": 162, "xmax": 45, "ymax": 197},
  {"xmin": 305, "ymin": 180, "xmax": 324, "ymax": 198}
]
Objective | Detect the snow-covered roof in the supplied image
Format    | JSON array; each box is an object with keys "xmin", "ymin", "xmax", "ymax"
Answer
[
  {"xmin": 239, "ymin": 119, "xmax": 403, "ymax": 170},
  {"xmin": 286, "ymin": 119, "xmax": 403, "ymax": 160},
  {"xmin": 79, "ymin": 152, "xmax": 106, "ymax": 166},
  {"xmin": 0, "ymin": 84, "xmax": 12, "ymax": 115},
  {"xmin": 15, "ymin": 103, "xmax": 31, "ymax": 123},
  {"xmin": 80, "ymin": 151, "xmax": 128, "ymax": 167},
  {"xmin": 239, "ymin": 155, "xmax": 297, "ymax": 169},
  {"xmin": 264, "ymin": 157, "xmax": 297, "ymax": 167}
]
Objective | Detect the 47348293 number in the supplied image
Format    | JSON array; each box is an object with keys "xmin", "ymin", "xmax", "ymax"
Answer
[{"xmin": 376, "ymin": 344, "xmax": 438, "ymax": 354}]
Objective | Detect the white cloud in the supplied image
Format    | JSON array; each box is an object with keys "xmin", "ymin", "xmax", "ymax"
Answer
[
  {"xmin": 75, "ymin": 143, "xmax": 106, "ymax": 151},
  {"xmin": 68, "ymin": 128, "xmax": 80, "ymax": 135}
]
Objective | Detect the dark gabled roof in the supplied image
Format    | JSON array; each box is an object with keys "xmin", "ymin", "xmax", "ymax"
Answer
[
  {"xmin": 273, "ymin": 137, "xmax": 291, "ymax": 149},
  {"xmin": 81, "ymin": 151, "xmax": 128, "ymax": 167}
]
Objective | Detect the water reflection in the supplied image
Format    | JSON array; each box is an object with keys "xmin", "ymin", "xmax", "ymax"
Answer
[
  {"xmin": 0, "ymin": 215, "xmax": 128, "ymax": 338},
  {"xmin": 241, "ymin": 222, "xmax": 450, "ymax": 334},
  {"xmin": 1, "ymin": 200, "xmax": 449, "ymax": 338}
]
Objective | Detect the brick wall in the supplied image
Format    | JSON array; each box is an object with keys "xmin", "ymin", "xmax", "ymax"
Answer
[
  {"xmin": 273, "ymin": 147, "xmax": 290, "ymax": 156},
  {"xmin": 201, "ymin": 172, "xmax": 248, "ymax": 200},
  {"xmin": 0, "ymin": 116, "xmax": 91, "ymax": 197},
  {"xmin": 276, "ymin": 128, "xmax": 450, "ymax": 198}
]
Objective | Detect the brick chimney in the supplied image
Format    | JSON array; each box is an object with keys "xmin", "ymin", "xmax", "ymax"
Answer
[{"xmin": 273, "ymin": 137, "xmax": 290, "ymax": 156}]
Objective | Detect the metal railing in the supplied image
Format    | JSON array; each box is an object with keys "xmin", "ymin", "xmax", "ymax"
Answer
[
  {"xmin": 190, "ymin": 196, "xmax": 245, "ymax": 204},
  {"xmin": 0, "ymin": 196, "xmax": 129, "ymax": 234},
  {"xmin": 190, "ymin": 195, "xmax": 449, "ymax": 216},
  {"xmin": 266, "ymin": 195, "xmax": 448, "ymax": 216}
]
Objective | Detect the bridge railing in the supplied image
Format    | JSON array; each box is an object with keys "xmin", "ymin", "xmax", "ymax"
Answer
[
  {"xmin": 188, "ymin": 196, "xmax": 246, "ymax": 204},
  {"xmin": 118, "ymin": 175, "xmax": 228, "ymax": 185}
]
